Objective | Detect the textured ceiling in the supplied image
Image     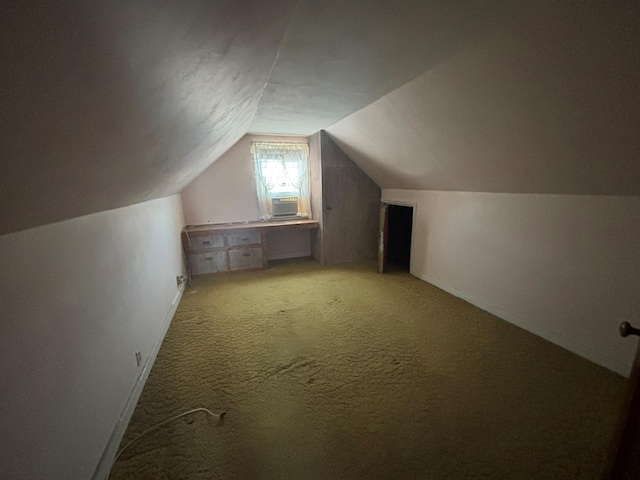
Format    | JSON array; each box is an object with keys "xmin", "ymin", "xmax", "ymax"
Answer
[
  {"xmin": 3, "ymin": 1, "xmax": 639, "ymax": 236},
  {"xmin": 326, "ymin": 0, "xmax": 640, "ymax": 195},
  {"xmin": 249, "ymin": 0, "xmax": 506, "ymax": 135},
  {"xmin": 0, "ymin": 0, "xmax": 297, "ymax": 235}
]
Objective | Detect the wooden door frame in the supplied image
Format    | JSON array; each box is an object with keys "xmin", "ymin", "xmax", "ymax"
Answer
[
  {"xmin": 377, "ymin": 204, "xmax": 389, "ymax": 273},
  {"xmin": 378, "ymin": 200, "xmax": 417, "ymax": 274},
  {"xmin": 605, "ymin": 338, "xmax": 640, "ymax": 478}
]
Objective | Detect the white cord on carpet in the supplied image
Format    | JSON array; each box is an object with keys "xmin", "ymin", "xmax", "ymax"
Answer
[{"xmin": 108, "ymin": 407, "xmax": 226, "ymax": 478}]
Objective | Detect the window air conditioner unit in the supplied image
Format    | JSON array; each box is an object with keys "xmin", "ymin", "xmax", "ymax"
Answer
[{"xmin": 272, "ymin": 196, "xmax": 299, "ymax": 217}]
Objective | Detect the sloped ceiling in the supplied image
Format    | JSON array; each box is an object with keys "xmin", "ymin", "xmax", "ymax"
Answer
[
  {"xmin": 326, "ymin": 1, "xmax": 640, "ymax": 194},
  {"xmin": 249, "ymin": 0, "xmax": 506, "ymax": 135},
  {"xmin": 3, "ymin": 1, "xmax": 638, "ymax": 236},
  {"xmin": 0, "ymin": 0, "xmax": 297, "ymax": 235}
]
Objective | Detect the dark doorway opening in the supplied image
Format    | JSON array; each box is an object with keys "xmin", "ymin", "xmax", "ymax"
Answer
[{"xmin": 386, "ymin": 205, "xmax": 413, "ymax": 272}]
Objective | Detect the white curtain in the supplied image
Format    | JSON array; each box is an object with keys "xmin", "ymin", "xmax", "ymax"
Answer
[{"xmin": 251, "ymin": 142, "xmax": 311, "ymax": 220}]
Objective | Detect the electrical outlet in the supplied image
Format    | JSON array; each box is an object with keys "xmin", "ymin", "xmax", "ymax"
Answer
[
  {"xmin": 135, "ymin": 351, "xmax": 142, "ymax": 367},
  {"xmin": 176, "ymin": 275, "xmax": 186, "ymax": 288}
]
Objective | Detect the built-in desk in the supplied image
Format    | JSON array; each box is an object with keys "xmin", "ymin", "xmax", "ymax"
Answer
[{"xmin": 182, "ymin": 219, "xmax": 319, "ymax": 275}]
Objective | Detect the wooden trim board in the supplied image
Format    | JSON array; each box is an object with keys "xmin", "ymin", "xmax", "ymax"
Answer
[{"xmin": 184, "ymin": 219, "xmax": 318, "ymax": 236}]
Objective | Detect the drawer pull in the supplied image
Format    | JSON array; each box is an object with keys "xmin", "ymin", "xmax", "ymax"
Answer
[
  {"xmin": 202, "ymin": 241, "xmax": 211, "ymax": 245},
  {"xmin": 242, "ymin": 253, "xmax": 251, "ymax": 257},
  {"xmin": 204, "ymin": 257, "xmax": 213, "ymax": 261},
  {"xmin": 241, "ymin": 237, "xmax": 249, "ymax": 241}
]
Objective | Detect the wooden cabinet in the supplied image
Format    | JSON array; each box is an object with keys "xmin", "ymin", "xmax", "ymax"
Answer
[
  {"xmin": 185, "ymin": 228, "xmax": 266, "ymax": 275},
  {"xmin": 190, "ymin": 251, "xmax": 228, "ymax": 275},
  {"xmin": 189, "ymin": 234, "xmax": 225, "ymax": 250},
  {"xmin": 228, "ymin": 246, "xmax": 264, "ymax": 271},
  {"xmin": 227, "ymin": 231, "xmax": 261, "ymax": 247},
  {"xmin": 183, "ymin": 220, "xmax": 318, "ymax": 276},
  {"xmin": 308, "ymin": 131, "xmax": 381, "ymax": 265}
]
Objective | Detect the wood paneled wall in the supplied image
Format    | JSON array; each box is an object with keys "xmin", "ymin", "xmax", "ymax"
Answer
[
  {"xmin": 309, "ymin": 131, "xmax": 381, "ymax": 265},
  {"xmin": 308, "ymin": 132, "xmax": 324, "ymax": 263}
]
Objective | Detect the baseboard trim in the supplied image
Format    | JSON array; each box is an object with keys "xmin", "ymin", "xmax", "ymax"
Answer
[
  {"xmin": 91, "ymin": 284, "xmax": 185, "ymax": 480},
  {"xmin": 412, "ymin": 271, "xmax": 629, "ymax": 377}
]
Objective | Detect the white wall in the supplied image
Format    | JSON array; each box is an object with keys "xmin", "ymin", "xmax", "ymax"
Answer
[
  {"xmin": 182, "ymin": 134, "xmax": 312, "ymax": 260},
  {"xmin": 382, "ymin": 189, "xmax": 640, "ymax": 377},
  {"xmin": 327, "ymin": 2, "xmax": 639, "ymax": 195},
  {"xmin": 0, "ymin": 195, "xmax": 186, "ymax": 479}
]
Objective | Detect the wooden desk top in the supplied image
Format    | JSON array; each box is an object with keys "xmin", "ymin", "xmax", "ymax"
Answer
[{"xmin": 184, "ymin": 219, "xmax": 319, "ymax": 236}]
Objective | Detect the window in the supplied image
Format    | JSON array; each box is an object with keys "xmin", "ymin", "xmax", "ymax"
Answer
[{"xmin": 251, "ymin": 142, "xmax": 311, "ymax": 220}]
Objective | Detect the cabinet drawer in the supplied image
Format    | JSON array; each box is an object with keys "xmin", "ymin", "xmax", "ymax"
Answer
[
  {"xmin": 229, "ymin": 247, "xmax": 263, "ymax": 271},
  {"xmin": 190, "ymin": 251, "xmax": 228, "ymax": 275},
  {"xmin": 227, "ymin": 231, "xmax": 261, "ymax": 247},
  {"xmin": 189, "ymin": 234, "xmax": 225, "ymax": 250}
]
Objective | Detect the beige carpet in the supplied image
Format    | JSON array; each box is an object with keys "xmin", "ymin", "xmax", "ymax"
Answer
[{"xmin": 110, "ymin": 259, "xmax": 626, "ymax": 479}]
